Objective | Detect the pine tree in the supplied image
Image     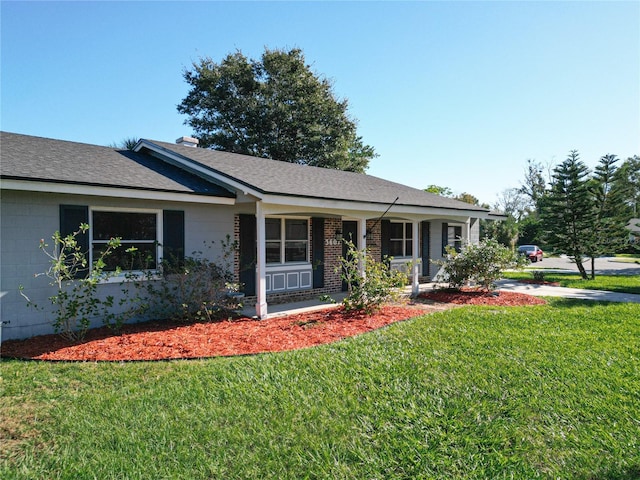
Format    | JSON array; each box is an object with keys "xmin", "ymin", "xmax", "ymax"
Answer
[
  {"xmin": 585, "ymin": 154, "xmax": 632, "ymax": 277},
  {"xmin": 541, "ymin": 151, "xmax": 594, "ymax": 279}
]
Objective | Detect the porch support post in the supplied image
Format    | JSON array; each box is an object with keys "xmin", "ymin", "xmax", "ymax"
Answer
[
  {"xmin": 465, "ymin": 217, "xmax": 471, "ymax": 245},
  {"xmin": 255, "ymin": 201, "xmax": 268, "ymax": 319},
  {"xmin": 411, "ymin": 220, "xmax": 420, "ymax": 296},
  {"xmin": 358, "ymin": 218, "xmax": 367, "ymax": 279}
]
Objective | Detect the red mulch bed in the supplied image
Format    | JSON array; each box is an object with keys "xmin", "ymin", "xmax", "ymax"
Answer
[
  {"xmin": 1, "ymin": 290, "xmax": 543, "ymax": 362},
  {"xmin": 420, "ymin": 288, "xmax": 547, "ymax": 306}
]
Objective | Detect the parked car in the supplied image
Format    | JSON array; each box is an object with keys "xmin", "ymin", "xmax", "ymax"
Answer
[{"xmin": 517, "ymin": 244, "xmax": 543, "ymax": 262}]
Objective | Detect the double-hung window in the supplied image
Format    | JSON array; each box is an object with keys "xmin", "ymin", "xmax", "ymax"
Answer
[
  {"xmin": 265, "ymin": 217, "xmax": 309, "ymax": 264},
  {"xmin": 91, "ymin": 209, "xmax": 159, "ymax": 271},
  {"xmin": 388, "ymin": 222, "xmax": 413, "ymax": 258},
  {"xmin": 447, "ymin": 225, "xmax": 462, "ymax": 253}
]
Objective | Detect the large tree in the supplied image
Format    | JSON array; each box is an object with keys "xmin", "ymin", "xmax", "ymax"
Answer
[
  {"xmin": 540, "ymin": 151, "xmax": 595, "ymax": 279},
  {"xmin": 177, "ymin": 48, "xmax": 375, "ymax": 173},
  {"xmin": 615, "ymin": 155, "xmax": 640, "ymax": 216},
  {"xmin": 585, "ymin": 154, "xmax": 634, "ymax": 270}
]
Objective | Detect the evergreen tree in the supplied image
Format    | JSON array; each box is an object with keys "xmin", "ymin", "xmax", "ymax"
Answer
[
  {"xmin": 585, "ymin": 154, "xmax": 632, "ymax": 276},
  {"xmin": 541, "ymin": 151, "xmax": 594, "ymax": 279}
]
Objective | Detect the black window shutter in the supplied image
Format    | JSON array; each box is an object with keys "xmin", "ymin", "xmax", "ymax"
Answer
[
  {"xmin": 239, "ymin": 214, "xmax": 256, "ymax": 296},
  {"xmin": 441, "ymin": 222, "xmax": 449, "ymax": 256},
  {"xmin": 421, "ymin": 221, "xmax": 430, "ymax": 276},
  {"xmin": 60, "ymin": 205, "xmax": 89, "ymax": 279},
  {"xmin": 312, "ymin": 218, "xmax": 325, "ymax": 288},
  {"xmin": 381, "ymin": 220, "xmax": 390, "ymax": 258},
  {"xmin": 163, "ymin": 210, "xmax": 185, "ymax": 265}
]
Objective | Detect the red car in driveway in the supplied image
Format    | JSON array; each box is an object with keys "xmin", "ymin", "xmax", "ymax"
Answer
[{"xmin": 518, "ymin": 244, "xmax": 543, "ymax": 262}]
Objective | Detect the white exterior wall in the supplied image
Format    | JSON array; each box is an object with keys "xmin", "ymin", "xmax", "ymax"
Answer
[{"xmin": 0, "ymin": 190, "xmax": 234, "ymax": 340}]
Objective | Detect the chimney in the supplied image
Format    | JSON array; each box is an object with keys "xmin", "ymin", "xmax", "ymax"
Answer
[{"xmin": 175, "ymin": 136, "xmax": 199, "ymax": 148}]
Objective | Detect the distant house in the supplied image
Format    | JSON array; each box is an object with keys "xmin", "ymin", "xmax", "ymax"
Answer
[{"xmin": 0, "ymin": 132, "xmax": 498, "ymax": 340}]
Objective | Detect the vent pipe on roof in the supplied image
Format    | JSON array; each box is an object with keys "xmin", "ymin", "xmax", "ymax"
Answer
[{"xmin": 176, "ymin": 136, "xmax": 199, "ymax": 148}]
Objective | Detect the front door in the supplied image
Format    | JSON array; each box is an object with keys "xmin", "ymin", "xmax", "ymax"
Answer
[{"xmin": 341, "ymin": 221, "xmax": 358, "ymax": 291}]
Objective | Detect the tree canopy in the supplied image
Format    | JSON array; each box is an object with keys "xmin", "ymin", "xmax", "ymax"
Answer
[{"xmin": 177, "ymin": 48, "xmax": 375, "ymax": 173}]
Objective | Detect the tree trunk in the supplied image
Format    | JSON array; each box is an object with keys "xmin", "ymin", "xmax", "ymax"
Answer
[
  {"xmin": 590, "ymin": 257, "xmax": 596, "ymax": 280},
  {"xmin": 576, "ymin": 260, "xmax": 588, "ymax": 280}
]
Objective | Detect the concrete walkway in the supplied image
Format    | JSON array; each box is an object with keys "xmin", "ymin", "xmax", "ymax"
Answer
[
  {"xmin": 495, "ymin": 279, "xmax": 640, "ymax": 304},
  {"xmin": 240, "ymin": 280, "xmax": 640, "ymax": 319}
]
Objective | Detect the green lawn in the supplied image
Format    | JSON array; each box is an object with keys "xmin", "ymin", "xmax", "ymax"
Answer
[
  {"xmin": 503, "ymin": 271, "xmax": 640, "ymax": 295},
  {"xmin": 2, "ymin": 299, "xmax": 639, "ymax": 479}
]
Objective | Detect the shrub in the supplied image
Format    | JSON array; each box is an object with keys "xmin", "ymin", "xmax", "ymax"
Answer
[
  {"xmin": 134, "ymin": 238, "xmax": 240, "ymax": 322},
  {"xmin": 434, "ymin": 238, "xmax": 526, "ymax": 291},
  {"xmin": 20, "ymin": 224, "xmax": 122, "ymax": 341},
  {"xmin": 532, "ymin": 270, "xmax": 546, "ymax": 282},
  {"xmin": 338, "ymin": 240, "xmax": 408, "ymax": 314}
]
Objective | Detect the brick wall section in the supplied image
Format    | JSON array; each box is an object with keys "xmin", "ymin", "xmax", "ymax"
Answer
[
  {"xmin": 323, "ymin": 217, "xmax": 343, "ymax": 293},
  {"xmin": 233, "ymin": 214, "xmax": 240, "ymax": 284},
  {"xmin": 366, "ymin": 219, "xmax": 381, "ymax": 261}
]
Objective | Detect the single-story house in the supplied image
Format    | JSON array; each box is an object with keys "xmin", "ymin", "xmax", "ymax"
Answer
[{"xmin": 1, "ymin": 131, "xmax": 498, "ymax": 340}]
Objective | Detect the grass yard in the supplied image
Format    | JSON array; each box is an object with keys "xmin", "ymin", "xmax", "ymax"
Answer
[
  {"xmin": 503, "ymin": 271, "xmax": 640, "ymax": 295},
  {"xmin": 2, "ymin": 298, "xmax": 639, "ymax": 479}
]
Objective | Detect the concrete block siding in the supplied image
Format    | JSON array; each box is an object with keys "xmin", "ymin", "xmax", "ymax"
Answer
[{"xmin": 1, "ymin": 191, "xmax": 234, "ymax": 340}]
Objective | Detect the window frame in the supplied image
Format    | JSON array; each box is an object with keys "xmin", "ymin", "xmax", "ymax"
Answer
[
  {"xmin": 388, "ymin": 221, "xmax": 414, "ymax": 258},
  {"xmin": 447, "ymin": 225, "xmax": 463, "ymax": 253},
  {"xmin": 89, "ymin": 206, "xmax": 163, "ymax": 280},
  {"xmin": 265, "ymin": 216, "xmax": 310, "ymax": 266}
]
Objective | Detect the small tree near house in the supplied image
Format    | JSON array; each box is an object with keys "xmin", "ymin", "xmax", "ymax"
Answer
[
  {"xmin": 338, "ymin": 240, "xmax": 408, "ymax": 314},
  {"xmin": 20, "ymin": 224, "xmax": 123, "ymax": 341}
]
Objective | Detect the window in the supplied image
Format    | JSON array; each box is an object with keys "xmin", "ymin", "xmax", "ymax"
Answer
[
  {"xmin": 447, "ymin": 225, "xmax": 462, "ymax": 252},
  {"xmin": 92, "ymin": 209, "xmax": 159, "ymax": 271},
  {"xmin": 388, "ymin": 222, "xmax": 413, "ymax": 257},
  {"xmin": 265, "ymin": 217, "xmax": 309, "ymax": 264}
]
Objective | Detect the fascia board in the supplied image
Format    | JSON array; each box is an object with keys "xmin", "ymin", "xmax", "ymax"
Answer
[
  {"xmin": 0, "ymin": 179, "xmax": 236, "ymax": 205},
  {"xmin": 136, "ymin": 140, "xmax": 263, "ymax": 200},
  {"xmin": 260, "ymin": 194, "xmax": 491, "ymax": 219}
]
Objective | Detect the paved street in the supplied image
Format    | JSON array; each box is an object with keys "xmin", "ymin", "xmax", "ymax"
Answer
[{"xmin": 526, "ymin": 255, "xmax": 640, "ymax": 276}]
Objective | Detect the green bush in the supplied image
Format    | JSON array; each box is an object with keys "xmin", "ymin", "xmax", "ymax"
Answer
[
  {"xmin": 133, "ymin": 238, "xmax": 240, "ymax": 322},
  {"xmin": 338, "ymin": 240, "xmax": 408, "ymax": 313},
  {"xmin": 20, "ymin": 224, "xmax": 122, "ymax": 341},
  {"xmin": 434, "ymin": 237, "xmax": 526, "ymax": 291},
  {"xmin": 532, "ymin": 270, "xmax": 546, "ymax": 282}
]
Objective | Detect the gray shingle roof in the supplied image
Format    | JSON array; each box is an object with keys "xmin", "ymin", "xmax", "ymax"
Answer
[
  {"xmin": 0, "ymin": 132, "xmax": 234, "ymax": 197},
  {"xmin": 146, "ymin": 140, "xmax": 488, "ymax": 212}
]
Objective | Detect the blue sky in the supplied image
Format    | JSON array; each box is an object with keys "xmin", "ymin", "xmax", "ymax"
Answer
[{"xmin": 2, "ymin": 1, "xmax": 638, "ymax": 205}]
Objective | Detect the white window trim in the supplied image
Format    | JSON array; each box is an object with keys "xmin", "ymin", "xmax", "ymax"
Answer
[
  {"xmin": 265, "ymin": 216, "xmax": 311, "ymax": 266},
  {"xmin": 89, "ymin": 206, "xmax": 163, "ymax": 282},
  {"xmin": 389, "ymin": 221, "xmax": 414, "ymax": 258}
]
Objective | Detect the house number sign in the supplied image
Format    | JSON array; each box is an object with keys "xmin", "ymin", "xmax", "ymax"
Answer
[{"xmin": 325, "ymin": 238, "xmax": 341, "ymax": 246}]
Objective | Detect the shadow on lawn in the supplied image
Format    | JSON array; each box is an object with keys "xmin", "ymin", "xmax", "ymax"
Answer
[
  {"xmin": 547, "ymin": 297, "xmax": 632, "ymax": 309},
  {"xmin": 580, "ymin": 464, "xmax": 640, "ymax": 480}
]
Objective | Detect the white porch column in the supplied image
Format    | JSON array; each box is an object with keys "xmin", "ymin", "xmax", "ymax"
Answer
[
  {"xmin": 255, "ymin": 201, "xmax": 268, "ymax": 319},
  {"xmin": 412, "ymin": 220, "xmax": 420, "ymax": 296},
  {"xmin": 358, "ymin": 218, "xmax": 368, "ymax": 279},
  {"xmin": 465, "ymin": 217, "xmax": 471, "ymax": 245}
]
